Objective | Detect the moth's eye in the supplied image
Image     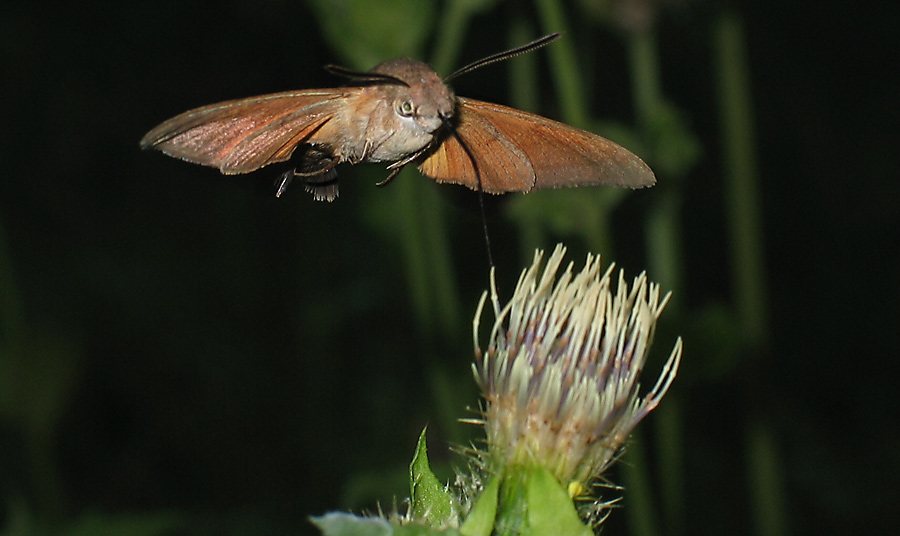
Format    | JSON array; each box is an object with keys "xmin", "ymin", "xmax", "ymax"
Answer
[{"xmin": 397, "ymin": 100, "xmax": 415, "ymax": 117}]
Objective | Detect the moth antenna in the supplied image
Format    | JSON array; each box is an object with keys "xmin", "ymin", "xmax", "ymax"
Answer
[
  {"xmin": 444, "ymin": 33, "xmax": 561, "ymax": 82},
  {"xmin": 443, "ymin": 118, "xmax": 495, "ymax": 270},
  {"xmin": 323, "ymin": 65, "xmax": 410, "ymax": 87}
]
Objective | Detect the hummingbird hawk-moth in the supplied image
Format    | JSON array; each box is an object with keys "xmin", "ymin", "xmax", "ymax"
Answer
[{"xmin": 140, "ymin": 34, "xmax": 655, "ymax": 201}]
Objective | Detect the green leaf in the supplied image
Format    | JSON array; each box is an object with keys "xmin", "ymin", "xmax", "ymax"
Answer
[
  {"xmin": 306, "ymin": 0, "xmax": 436, "ymax": 68},
  {"xmin": 459, "ymin": 476, "xmax": 500, "ymax": 536},
  {"xmin": 525, "ymin": 467, "xmax": 593, "ymax": 536},
  {"xmin": 394, "ymin": 524, "xmax": 462, "ymax": 536},
  {"xmin": 646, "ymin": 100, "xmax": 702, "ymax": 178},
  {"xmin": 311, "ymin": 513, "xmax": 466, "ymax": 536},
  {"xmin": 310, "ymin": 513, "xmax": 393, "ymax": 536},
  {"xmin": 409, "ymin": 428, "xmax": 456, "ymax": 527}
]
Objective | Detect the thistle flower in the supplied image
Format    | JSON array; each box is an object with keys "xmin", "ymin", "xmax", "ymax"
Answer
[
  {"xmin": 472, "ymin": 244, "xmax": 682, "ymax": 495},
  {"xmin": 311, "ymin": 245, "xmax": 682, "ymax": 536}
]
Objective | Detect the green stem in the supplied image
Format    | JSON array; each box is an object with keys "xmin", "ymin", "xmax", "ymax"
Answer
[
  {"xmin": 629, "ymin": 24, "xmax": 685, "ymax": 294},
  {"xmin": 746, "ymin": 418, "xmax": 789, "ymax": 536},
  {"xmin": 713, "ymin": 11, "xmax": 784, "ymax": 536},
  {"xmin": 493, "ymin": 469, "xmax": 529, "ymax": 536},
  {"xmin": 581, "ymin": 198, "xmax": 616, "ymax": 257},
  {"xmin": 629, "ymin": 29, "xmax": 663, "ymax": 130},
  {"xmin": 431, "ymin": 0, "xmax": 476, "ymax": 74},
  {"xmin": 534, "ymin": 0, "xmax": 588, "ymax": 127},
  {"xmin": 394, "ymin": 173, "xmax": 466, "ymax": 447},
  {"xmin": 655, "ymin": 397, "xmax": 685, "ymax": 535},
  {"xmin": 621, "ymin": 431, "xmax": 660, "ymax": 536},
  {"xmin": 645, "ymin": 190, "xmax": 684, "ymax": 301},
  {"xmin": 713, "ymin": 11, "xmax": 769, "ymax": 347},
  {"xmin": 422, "ymin": 185, "xmax": 463, "ymax": 339},
  {"xmin": 506, "ymin": 19, "xmax": 547, "ymax": 262},
  {"xmin": 628, "ymin": 24, "xmax": 687, "ymax": 535},
  {"xmin": 0, "ymin": 218, "xmax": 66, "ymax": 524},
  {"xmin": 508, "ymin": 18, "xmax": 539, "ymax": 114},
  {"xmin": 533, "ymin": 0, "xmax": 625, "ymax": 261},
  {"xmin": 396, "ymin": 173, "xmax": 439, "ymax": 337}
]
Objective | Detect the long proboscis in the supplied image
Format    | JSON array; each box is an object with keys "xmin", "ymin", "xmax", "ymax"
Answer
[
  {"xmin": 440, "ymin": 117, "xmax": 495, "ymax": 269},
  {"xmin": 444, "ymin": 33, "xmax": 561, "ymax": 82}
]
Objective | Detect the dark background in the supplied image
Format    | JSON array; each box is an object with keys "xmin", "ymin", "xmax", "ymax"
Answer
[{"xmin": 1, "ymin": 1, "xmax": 897, "ymax": 535}]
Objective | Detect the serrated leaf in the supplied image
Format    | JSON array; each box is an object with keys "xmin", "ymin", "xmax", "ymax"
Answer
[
  {"xmin": 525, "ymin": 467, "xmax": 593, "ymax": 536},
  {"xmin": 409, "ymin": 428, "xmax": 455, "ymax": 527},
  {"xmin": 310, "ymin": 512, "xmax": 393, "ymax": 536},
  {"xmin": 310, "ymin": 513, "xmax": 466, "ymax": 536},
  {"xmin": 459, "ymin": 476, "xmax": 500, "ymax": 536}
]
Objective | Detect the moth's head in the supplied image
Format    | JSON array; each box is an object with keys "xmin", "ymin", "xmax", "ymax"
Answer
[{"xmin": 369, "ymin": 58, "xmax": 455, "ymax": 134}]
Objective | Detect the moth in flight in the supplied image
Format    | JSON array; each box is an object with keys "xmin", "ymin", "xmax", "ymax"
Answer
[{"xmin": 140, "ymin": 34, "xmax": 655, "ymax": 201}]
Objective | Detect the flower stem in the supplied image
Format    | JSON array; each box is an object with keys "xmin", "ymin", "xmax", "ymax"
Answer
[
  {"xmin": 713, "ymin": 10, "xmax": 769, "ymax": 347},
  {"xmin": 493, "ymin": 469, "xmax": 530, "ymax": 536},
  {"xmin": 626, "ymin": 23, "xmax": 684, "ymax": 536},
  {"xmin": 713, "ymin": 12, "xmax": 785, "ymax": 536},
  {"xmin": 534, "ymin": 0, "xmax": 588, "ymax": 128}
]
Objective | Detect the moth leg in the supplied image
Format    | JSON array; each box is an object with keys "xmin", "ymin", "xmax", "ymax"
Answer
[
  {"xmin": 274, "ymin": 164, "xmax": 339, "ymax": 200},
  {"xmin": 377, "ymin": 143, "xmax": 433, "ymax": 187},
  {"xmin": 275, "ymin": 170, "xmax": 295, "ymax": 198},
  {"xmin": 274, "ymin": 145, "xmax": 341, "ymax": 202},
  {"xmin": 376, "ymin": 165, "xmax": 404, "ymax": 187}
]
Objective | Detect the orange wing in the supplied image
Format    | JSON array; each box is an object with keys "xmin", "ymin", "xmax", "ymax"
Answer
[
  {"xmin": 418, "ymin": 97, "xmax": 655, "ymax": 193},
  {"xmin": 140, "ymin": 90, "xmax": 347, "ymax": 174}
]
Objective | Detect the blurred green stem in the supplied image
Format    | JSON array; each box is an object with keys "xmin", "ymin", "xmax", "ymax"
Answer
[
  {"xmin": 0, "ymin": 218, "xmax": 66, "ymax": 525},
  {"xmin": 713, "ymin": 11, "xmax": 769, "ymax": 347},
  {"xmin": 621, "ymin": 430, "xmax": 660, "ymax": 536},
  {"xmin": 645, "ymin": 189, "xmax": 684, "ymax": 298},
  {"xmin": 746, "ymin": 418, "xmax": 789, "ymax": 536},
  {"xmin": 431, "ymin": 0, "xmax": 478, "ymax": 74},
  {"xmin": 656, "ymin": 398, "xmax": 685, "ymax": 535},
  {"xmin": 397, "ymin": 174, "xmax": 464, "ymax": 340},
  {"xmin": 627, "ymin": 24, "xmax": 687, "ymax": 536},
  {"xmin": 508, "ymin": 18, "xmax": 539, "ymax": 114},
  {"xmin": 532, "ymin": 0, "xmax": 618, "ymax": 257},
  {"xmin": 534, "ymin": 0, "xmax": 588, "ymax": 128},
  {"xmin": 629, "ymin": 29, "xmax": 663, "ymax": 129},
  {"xmin": 630, "ymin": 26, "xmax": 684, "ymax": 293},
  {"xmin": 713, "ymin": 11, "xmax": 785, "ymax": 536},
  {"xmin": 393, "ymin": 173, "xmax": 467, "ymax": 446},
  {"xmin": 507, "ymin": 19, "xmax": 547, "ymax": 260},
  {"xmin": 394, "ymin": 173, "xmax": 442, "ymax": 337}
]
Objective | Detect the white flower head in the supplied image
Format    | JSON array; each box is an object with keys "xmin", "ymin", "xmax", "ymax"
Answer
[{"xmin": 472, "ymin": 244, "xmax": 682, "ymax": 488}]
